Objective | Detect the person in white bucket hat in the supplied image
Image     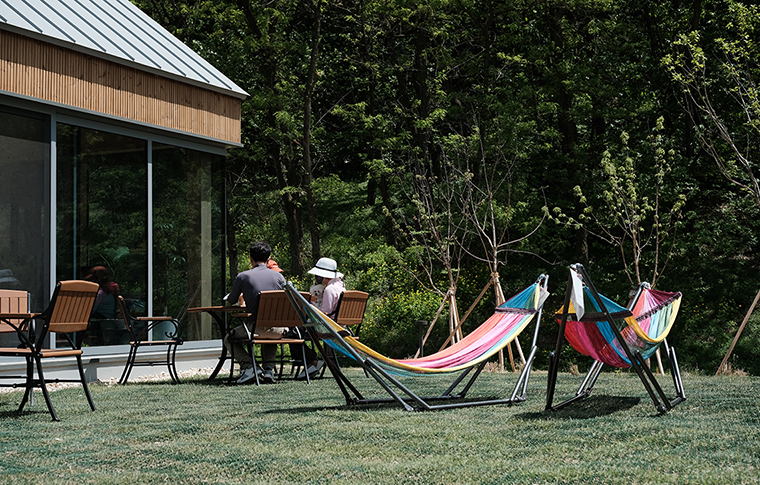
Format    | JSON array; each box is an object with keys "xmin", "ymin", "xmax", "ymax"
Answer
[
  {"xmin": 308, "ymin": 257, "xmax": 344, "ymax": 280},
  {"xmin": 308, "ymin": 258, "xmax": 345, "ymax": 317},
  {"xmin": 296, "ymin": 257, "xmax": 345, "ymax": 379}
]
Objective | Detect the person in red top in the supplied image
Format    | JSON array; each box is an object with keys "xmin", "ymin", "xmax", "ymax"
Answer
[{"xmin": 85, "ymin": 265, "xmax": 120, "ymax": 319}]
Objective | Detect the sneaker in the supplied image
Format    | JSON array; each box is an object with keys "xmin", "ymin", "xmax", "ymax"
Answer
[
  {"xmin": 236, "ymin": 366, "xmax": 260, "ymax": 385},
  {"xmin": 261, "ymin": 368, "xmax": 276, "ymax": 384},
  {"xmin": 296, "ymin": 366, "xmax": 308, "ymax": 380},
  {"xmin": 298, "ymin": 360, "xmax": 325, "ymax": 379},
  {"xmin": 310, "ymin": 360, "xmax": 325, "ymax": 377}
]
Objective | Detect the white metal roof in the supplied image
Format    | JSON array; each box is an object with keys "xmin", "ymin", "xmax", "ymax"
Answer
[{"xmin": 0, "ymin": 0, "xmax": 247, "ymax": 98}]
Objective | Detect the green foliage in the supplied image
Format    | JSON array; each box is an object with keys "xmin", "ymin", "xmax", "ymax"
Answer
[
  {"xmin": 361, "ymin": 289, "xmax": 447, "ymax": 358},
  {"xmin": 570, "ymin": 118, "xmax": 689, "ymax": 287},
  {"xmin": 131, "ymin": 0, "xmax": 760, "ymax": 374},
  {"xmin": 732, "ymin": 310, "xmax": 760, "ymax": 376}
]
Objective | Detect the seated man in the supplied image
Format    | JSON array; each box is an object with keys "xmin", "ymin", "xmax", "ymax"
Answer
[{"xmin": 224, "ymin": 241, "xmax": 287, "ymax": 384}]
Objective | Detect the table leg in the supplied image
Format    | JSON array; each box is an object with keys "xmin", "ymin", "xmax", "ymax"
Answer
[{"xmin": 204, "ymin": 312, "xmax": 232, "ymax": 380}]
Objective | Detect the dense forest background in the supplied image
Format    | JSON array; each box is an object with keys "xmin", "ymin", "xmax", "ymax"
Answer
[{"xmin": 133, "ymin": 0, "xmax": 760, "ymax": 375}]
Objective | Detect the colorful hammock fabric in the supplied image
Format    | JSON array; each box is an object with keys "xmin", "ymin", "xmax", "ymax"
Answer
[
  {"xmin": 557, "ymin": 283, "xmax": 682, "ymax": 368},
  {"xmin": 546, "ymin": 264, "xmax": 686, "ymax": 414},
  {"xmin": 301, "ymin": 280, "xmax": 549, "ymax": 377}
]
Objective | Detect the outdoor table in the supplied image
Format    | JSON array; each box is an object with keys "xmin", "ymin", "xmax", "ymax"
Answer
[
  {"xmin": 186, "ymin": 305, "xmax": 248, "ymax": 380},
  {"xmin": 0, "ymin": 312, "xmax": 37, "ymax": 345}
]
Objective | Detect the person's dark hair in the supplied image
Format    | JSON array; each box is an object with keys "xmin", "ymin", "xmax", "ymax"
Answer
[{"xmin": 249, "ymin": 241, "xmax": 272, "ymax": 262}]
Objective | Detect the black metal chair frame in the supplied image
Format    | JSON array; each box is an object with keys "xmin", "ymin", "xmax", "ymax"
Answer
[
  {"xmin": 116, "ymin": 296, "xmax": 183, "ymax": 385},
  {"xmin": 0, "ymin": 280, "xmax": 98, "ymax": 421}
]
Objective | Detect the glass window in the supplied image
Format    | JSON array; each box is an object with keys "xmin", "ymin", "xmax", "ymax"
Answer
[
  {"xmin": 0, "ymin": 108, "xmax": 50, "ymax": 347},
  {"xmin": 152, "ymin": 143, "xmax": 225, "ymax": 341},
  {"xmin": 56, "ymin": 124, "xmax": 148, "ymax": 346}
]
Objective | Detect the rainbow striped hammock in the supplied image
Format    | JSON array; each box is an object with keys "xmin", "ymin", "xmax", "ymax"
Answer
[
  {"xmin": 545, "ymin": 264, "xmax": 686, "ymax": 414},
  {"xmin": 285, "ymin": 276, "xmax": 549, "ymax": 411}
]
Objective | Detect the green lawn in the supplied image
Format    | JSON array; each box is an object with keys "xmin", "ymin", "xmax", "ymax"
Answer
[{"xmin": 1, "ymin": 368, "xmax": 758, "ymax": 484}]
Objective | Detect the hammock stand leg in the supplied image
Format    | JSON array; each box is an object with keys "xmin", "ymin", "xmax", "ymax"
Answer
[
  {"xmin": 349, "ymin": 358, "xmax": 530, "ymax": 411},
  {"xmin": 664, "ymin": 339, "xmax": 687, "ymax": 405},
  {"xmin": 441, "ymin": 364, "xmax": 484, "ymax": 398},
  {"xmin": 631, "ymin": 352, "xmax": 669, "ymax": 413},
  {"xmin": 307, "ymin": 330, "xmax": 368, "ymax": 406},
  {"xmin": 321, "ymin": 338, "xmax": 534, "ymax": 412},
  {"xmin": 545, "ymin": 270, "xmax": 574, "ymax": 411},
  {"xmin": 510, "ymin": 345, "xmax": 538, "ymax": 401},
  {"xmin": 670, "ymin": 349, "xmax": 686, "ymax": 406}
]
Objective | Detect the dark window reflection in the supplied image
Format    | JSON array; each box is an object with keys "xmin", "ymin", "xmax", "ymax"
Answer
[
  {"xmin": 152, "ymin": 143, "xmax": 224, "ymax": 341},
  {"xmin": 56, "ymin": 125, "xmax": 147, "ymax": 346},
  {"xmin": 0, "ymin": 108, "xmax": 49, "ymax": 347}
]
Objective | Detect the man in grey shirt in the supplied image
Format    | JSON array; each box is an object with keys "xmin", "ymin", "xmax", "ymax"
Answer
[{"xmin": 225, "ymin": 241, "xmax": 287, "ymax": 384}]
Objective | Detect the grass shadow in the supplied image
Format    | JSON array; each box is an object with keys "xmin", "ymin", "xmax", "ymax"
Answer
[
  {"xmin": 515, "ymin": 395, "xmax": 642, "ymax": 420},
  {"xmin": 262, "ymin": 404, "xmax": 351, "ymax": 415},
  {"xmin": 261, "ymin": 392, "xmax": 529, "ymax": 415},
  {"xmin": 0, "ymin": 400, "xmax": 46, "ymax": 420}
]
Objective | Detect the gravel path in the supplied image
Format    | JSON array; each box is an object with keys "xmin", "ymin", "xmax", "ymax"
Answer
[{"xmin": 0, "ymin": 367, "xmax": 216, "ymax": 394}]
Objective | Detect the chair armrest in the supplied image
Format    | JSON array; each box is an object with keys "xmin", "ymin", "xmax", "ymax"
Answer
[{"xmin": 133, "ymin": 317, "xmax": 182, "ymax": 341}]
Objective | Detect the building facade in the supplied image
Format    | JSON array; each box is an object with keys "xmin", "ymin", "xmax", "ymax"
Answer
[{"xmin": 0, "ymin": 0, "xmax": 245, "ymax": 355}]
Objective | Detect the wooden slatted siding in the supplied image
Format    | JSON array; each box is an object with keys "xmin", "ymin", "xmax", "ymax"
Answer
[{"xmin": 0, "ymin": 29, "xmax": 241, "ymax": 144}]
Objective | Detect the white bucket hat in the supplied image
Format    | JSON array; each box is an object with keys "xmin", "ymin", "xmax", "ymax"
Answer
[{"xmin": 308, "ymin": 257, "xmax": 343, "ymax": 279}]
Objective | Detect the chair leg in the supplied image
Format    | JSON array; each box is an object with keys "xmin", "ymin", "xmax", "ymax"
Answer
[
  {"xmin": 168, "ymin": 343, "xmax": 181, "ymax": 384},
  {"xmin": 320, "ymin": 343, "xmax": 339, "ymax": 378},
  {"xmin": 18, "ymin": 357, "xmax": 35, "ymax": 411},
  {"xmin": 32, "ymin": 355, "xmax": 59, "ymax": 422},
  {"xmin": 227, "ymin": 331, "xmax": 237, "ymax": 384},
  {"xmin": 119, "ymin": 344, "xmax": 139, "ymax": 384},
  {"xmin": 300, "ymin": 343, "xmax": 310, "ymax": 384},
  {"xmin": 75, "ymin": 354, "xmax": 96, "ymax": 411}
]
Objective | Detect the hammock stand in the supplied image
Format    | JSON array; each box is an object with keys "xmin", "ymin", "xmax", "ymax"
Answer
[
  {"xmin": 285, "ymin": 275, "xmax": 549, "ymax": 412},
  {"xmin": 545, "ymin": 264, "xmax": 686, "ymax": 414}
]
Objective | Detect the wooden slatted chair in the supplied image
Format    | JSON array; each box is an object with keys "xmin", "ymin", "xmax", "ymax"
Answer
[
  {"xmin": 0, "ymin": 280, "xmax": 98, "ymax": 421},
  {"xmin": 334, "ymin": 290, "xmax": 369, "ymax": 337},
  {"xmin": 316, "ymin": 290, "xmax": 370, "ymax": 378},
  {"xmin": 230, "ymin": 290, "xmax": 313, "ymax": 384},
  {"xmin": 0, "ymin": 289, "xmax": 30, "ymax": 335},
  {"xmin": 116, "ymin": 296, "xmax": 184, "ymax": 384}
]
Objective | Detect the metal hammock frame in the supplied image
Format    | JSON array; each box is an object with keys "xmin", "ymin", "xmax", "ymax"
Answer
[
  {"xmin": 546, "ymin": 264, "xmax": 686, "ymax": 414},
  {"xmin": 285, "ymin": 275, "xmax": 549, "ymax": 412}
]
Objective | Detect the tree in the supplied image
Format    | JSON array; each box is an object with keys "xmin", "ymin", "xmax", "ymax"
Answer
[
  {"xmin": 664, "ymin": 1, "xmax": 760, "ymax": 374},
  {"xmin": 664, "ymin": 2, "xmax": 760, "ymax": 209},
  {"xmin": 566, "ymin": 118, "xmax": 688, "ymax": 289}
]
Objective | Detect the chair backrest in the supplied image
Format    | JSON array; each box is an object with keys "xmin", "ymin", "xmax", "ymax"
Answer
[
  {"xmin": 116, "ymin": 295, "xmax": 138, "ymax": 336},
  {"xmin": 46, "ymin": 280, "xmax": 99, "ymax": 334},
  {"xmin": 335, "ymin": 291, "xmax": 369, "ymax": 328},
  {"xmin": 256, "ymin": 290, "xmax": 310, "ymax": 328},
  {"xmin": 0, "ymin": 289, "xmax": 30, "ymax": 332}
]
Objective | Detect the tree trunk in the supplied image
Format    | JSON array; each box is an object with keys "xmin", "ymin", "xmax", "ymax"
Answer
[{"xmin": 303, "ymin": 0, "xmax": 322, "ymax": 264}]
